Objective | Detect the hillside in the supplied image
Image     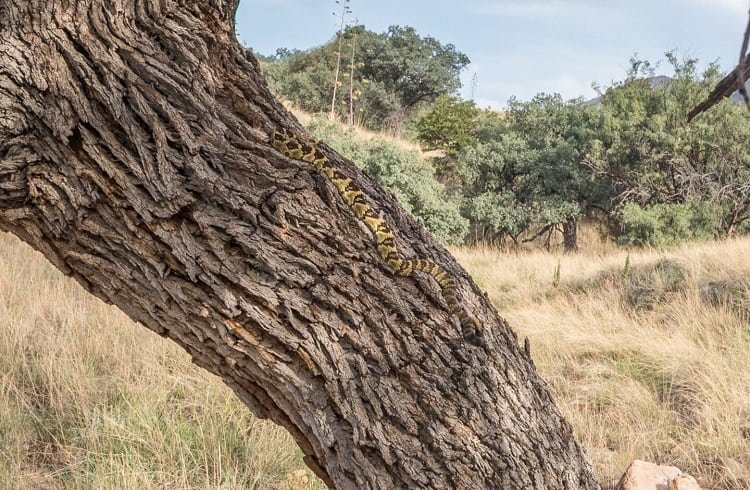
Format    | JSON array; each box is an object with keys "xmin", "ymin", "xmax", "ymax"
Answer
[
  {"xmin": 2, "ymin": 105, "xmax": 749, "ymax": 487},
  {"xmin": 3, "ymin": 5, "xmax": 749, "ymax": 487},
  {"xmin": 1, "ymin": 227, "xmax": 749, "ymax": 487},
  {"xmin": 3, "ymin": 96, "xmax": 750, "ymax": 487},
  {"xmin": 457, "ymin": 239, "xmax": 750, "ymax": 488}
]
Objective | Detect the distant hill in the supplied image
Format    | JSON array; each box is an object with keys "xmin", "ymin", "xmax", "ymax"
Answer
[{"xmin": 583, "ymin": 75, "xmax": 750, "ymax": 107}]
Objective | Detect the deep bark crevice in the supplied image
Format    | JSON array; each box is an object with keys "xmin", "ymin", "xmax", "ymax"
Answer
[{"xmin": 0, "ymin": 1, "xmax": 600, "ymax": 488}]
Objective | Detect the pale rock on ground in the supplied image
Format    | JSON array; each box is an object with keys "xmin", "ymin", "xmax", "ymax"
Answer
[
  {"xmin": 667, "ymin": 475, "xmax": 701, "ymax": 490},
  {"xmin": 616, "ymin": 460, "xmax": 700, "ymax": 490}
]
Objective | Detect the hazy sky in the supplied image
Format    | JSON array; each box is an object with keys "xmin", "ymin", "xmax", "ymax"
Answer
[{"xmin": 235, "ymin": 0, "xmax": 748, "ymax": 108}]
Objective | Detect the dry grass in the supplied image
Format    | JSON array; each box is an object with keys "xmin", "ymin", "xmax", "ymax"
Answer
[
  {"xmin": 0, "ymin": 233, "xmax": 325, "ymax": 489},
  {"xmin": 284, "ymin": 103, "xmax": 421, "ymax": 151},
  {"xmin": 1, "ymin": 228, "xmax": 749, "ymax": 488},
  {"xmin": 454, "ymin": 238, "xmax": 750, "ymax": 488}
]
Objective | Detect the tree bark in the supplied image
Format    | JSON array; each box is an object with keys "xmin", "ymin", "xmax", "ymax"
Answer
[
  {"xmin": 0, "ymin": 1, "xmax": 599, "ymax": 488},
  {"xmin": 562, "ymin": 218, "xmax": 578, "ymax": 253}
]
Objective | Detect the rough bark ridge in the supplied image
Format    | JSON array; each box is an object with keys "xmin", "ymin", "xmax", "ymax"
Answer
[{"xmin": 0, "ymin": 1, "xmax": 600, "ymax": 488}]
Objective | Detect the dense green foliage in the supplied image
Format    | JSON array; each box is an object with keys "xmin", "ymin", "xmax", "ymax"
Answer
[
  {"xmin": 456, "ymin": 94, "xmax": 606, "ymax": 247},
  {"xmin": 449, "ymin": 53, "xmax": 750, "ymax": 249},
  {"xmin": 586, "ymin": 54, "xmax": 750, "ymax": 245},
  {"xmin": 412, "ymin": 95, "xmax": 479, "ymax": 153},
  {"xmin": 305, "ymin": 116, "xmax": 469, "ymax": 245},
  {"xmin": 268, "ymin": 29, "xmax": 750, "ymax": 249},
  {"xmin": 618, "ymin": 201, "xmax": 721, "ymax": 246},
  {"xmin": 260, "ymin": 25, "xmax": 469, "ymax": 130}
]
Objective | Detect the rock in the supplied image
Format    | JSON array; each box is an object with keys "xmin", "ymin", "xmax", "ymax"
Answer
[
  {"xmin": 285, "ymin": 469, "xmax": 309, "ymax": 490},
  {"xmin": 616, "ymin": 460, "xmax": 701, "ymax": 490},
  {"xmin": 668, "ymin": 475, "xmax": 700, "ymax": 490}
]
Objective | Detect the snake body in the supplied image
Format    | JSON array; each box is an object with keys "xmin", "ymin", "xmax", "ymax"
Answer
[{"xmin": 271, "ymin": 128, "xmax": 484, "ymax": 346}]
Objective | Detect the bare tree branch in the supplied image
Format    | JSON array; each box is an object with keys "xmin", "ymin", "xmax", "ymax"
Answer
[
  {"xmin": 688, "ymin": 8, "xmax": 750, "ymax": 121},
  {"xmin": 737, "ymin": 7, "xmax": 750, "ymax": 108}
]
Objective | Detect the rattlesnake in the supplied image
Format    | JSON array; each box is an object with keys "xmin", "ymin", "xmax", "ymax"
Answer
[{"xmin": 271, "ymin": 128, "xmax": 484, "ymax": 346}]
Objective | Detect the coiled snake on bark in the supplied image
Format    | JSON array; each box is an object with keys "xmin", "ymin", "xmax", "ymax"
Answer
[{"xmin": 271, "ymin": 128, "xmax": 484, "ymax": 346}]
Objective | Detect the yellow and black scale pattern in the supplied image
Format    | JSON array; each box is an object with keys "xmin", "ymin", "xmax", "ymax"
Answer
[{"xmin": 271, "ymin": 128, "xmax": 484, "ymax": 346}]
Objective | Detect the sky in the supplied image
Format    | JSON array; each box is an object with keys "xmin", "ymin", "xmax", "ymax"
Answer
[{"xmin": 234, "ymin": 0, "xmax": 748, "ymax": 109}]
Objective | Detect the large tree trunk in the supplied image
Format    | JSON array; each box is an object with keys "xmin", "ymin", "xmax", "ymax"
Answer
[{"xmin": 0, "ymin": 1, "xmax": 599, "ymax": 488}]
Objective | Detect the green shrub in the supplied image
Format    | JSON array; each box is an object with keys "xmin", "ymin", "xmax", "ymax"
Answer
[
  {"xmin": 412, "ymin": 95, "xmax": 479, "ymax": 153},
  {"xmin": 465, "ymin": 191, "xmax": 530, "ymax": 243},
  {"xmin": 618, "ymin": 201, "xmax": 721, "ymax": 247},
  {"xmin": 687, "ymin": 200, "xmax": 722, "ymax": 240},
  {"xmin": 472, "ymin": 109, "xmax": 507, "ymax": 143},
  {"xmin": 306, "ymin": 118, "xmax": 469, "ymax": 245},
  {"xmin": 306, "ymin": 115, "xmax": 370, "ymax": 163},
  {"xmin": 360, "ymin": 141, "xmax": 468, "ymax": 244},
  {"xmin": 619, "ymin": 202, "xmax": 662, "ymax": 246}
]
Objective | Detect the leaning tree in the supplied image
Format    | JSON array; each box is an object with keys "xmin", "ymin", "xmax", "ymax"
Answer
[{"xmin": 0, "ymin": 1, "xmax": 599, "ymax": 488}]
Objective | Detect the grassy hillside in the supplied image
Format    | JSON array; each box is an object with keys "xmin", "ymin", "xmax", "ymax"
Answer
[
  {"xmin": 1, "ymin": 231, "xmax": 749, "ymax": 488},
  {"xmin": 0, "ymin": 233, "xmax": 325, "ymax": 490},
  {"xmin": 456, "ymin": 239, "xmax": 750, "ymax": 488}
]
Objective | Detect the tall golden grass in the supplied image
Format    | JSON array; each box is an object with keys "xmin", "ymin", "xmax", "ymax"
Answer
[
  {"xmin": 454, "ymin": 237, "xmax": 750, "ymax": 488},
  {"xmin": 0, "ymin": 233, "xmax": 325, "ymax": 489},
  {"xmin": 1, "ymin": 229, "xmax": 749, "ymax": 488},
  {"xmin": 285, "ymin": 105, "xmax": 422, "ymax": 151}
]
